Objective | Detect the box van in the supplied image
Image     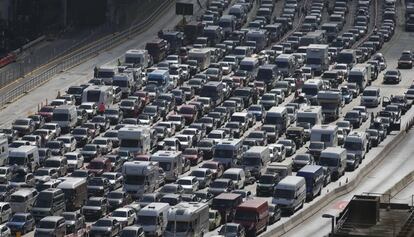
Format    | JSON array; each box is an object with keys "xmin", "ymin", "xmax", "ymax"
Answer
[
  {"xmin": 275, "ymin": 54, "xmax": 296, "ymax": 77},
  {"xmin": 234, "ymin": 199, "xmax": 269, "ymax": 236},
  {"xmin": 10, "ymin": 188, "xmax": 39, "ymax": 213},
  {"xmin": 257, "ymin": 64, "xmax": 280, "ymax": 88},
  {"xmin": 211, "ymin": 193, "xmax": 243, "ymax": 223},
  {"xmin": 34, "ymin": 216, "xmax": 66, "ymax": 237},
  {"xmin": 8, "ymin": 146, "xmax": 39, "ymax": 172},
  {"xmin": 81, "ymin": 86, "xmax": 114, "ymax": 107},
  {"xmin": 57, "ymin": 178, "xmax": 88, "ymax": 211},
  {"xmin": 0, "ymin": 134, "xmax": 8, "ymax": 166},
  {"xmin": 32, "ymin": 188, "xmax": 65, "ymax": 222},
  {"xmin": 310, "ymin": 125, "xmax": 338, "ymax": 147},
  {"xmin": 239, "ymin": 57, "xmax": 260, "ymax": 78},
  {"xmin": 52, "ymin": 105, "xmax": 77, "ymax": 133},
  {"xmin": 113, "ymin": 73, "xmax": 135, "ymax": 97},
  {"xmin": 264, "ymin": 106, "xmax": 289, "ymax": 134},
  {"xmin": 137, "ymin": 202, "xmax": 170, "ymax": 237},
  {"xmin": 296, "ymin": 165, "xmax": 324, "ymax": 201},
  {"xmin": 319, "ymin": 147, "xmax": 347, "ymax": 180},
  {"xmin": 165, "ymin": 202, "xmax": 209, "ymax": 237},
  {"xmin": 302, "ymin": 79, "xmax": 324, "ymax": 105},
  {"xmin": 296, "ymin": 106, "xmax": 323, "ymax": 127},
  {"xmin": 272, "ymin": 176, "xmax": 306, "ymax": 214},
  {"xmin": 218, "ymin": 15, "xmax": 236, "ymax": 36},
  {"xmin": 151, "ymin": 151, "xmax": 183, "ymax": 182},
  {"xmin": 242, "ymin": 146, "xmax": 271, "ymax": 178},
  {"xmin": 222, "ymin": 168, "xmax": 246, "ymax": 189},
  {"xmin": 344, "ymin": 131, "xmax": 368, "ymax": 160},
  {"xmin": 265, "ymin": 160, "xmax": 293, "ymax": 179}
]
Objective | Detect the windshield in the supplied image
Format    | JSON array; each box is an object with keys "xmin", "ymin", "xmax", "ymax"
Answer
[
  {"xmin": 137, "ymin": 215, "xmax": 156, "ymax": 225},
  {"xmin": 95, "ymin": 219, "xmax": 112, "ymax": 227},
  {"xmin": 243, "ymin": 157, "xmax": 261, "ymax": 166},
  {"xmin": 88, "ymin": 161, "xmax": 104, "ymax": 169},
  {"xmin": 320, "ymin": 157, "xmax": 339, "ymax": 166},
  {"xmin": 302, "ymin": 87, "xmax": 318, "ymax": 96},
  {"xmin": 124, "ymin": 175, "xmax": 145, "ymax": 185},
  {"xmin": 259, "ymin": 175, "xmax": 274, "ymax": 184},
  {"xmin": 211, "ymin": 181, "xmax": 228, "ymax": 188},
  {"xmin": 234, "ymin": 210, "xmax": 257, "ymax": 222},
  {"xmin": 274, "ymin": 188, "xmax": 294, "ymax": 199},
  {"xmin": 166, "ymin": 221, "xmax": 189, "ymax": 232},
  {"xmin": 34, "ymin": 194, "xmax": 53, "ymax": 208},
  {"xmin": 177, "ymin": 179, "xmax": 192, "ymax": 185},
  {"xmin": 38, "ymin": 221, "xmax": 55, "ymax": 229},
  {"xmin": 11, "ymin": 215, "xmax": 26, "ymax": 222},
  {"xmin": 344, "ymin": 141, "xmax": 363, "ymax": 150},
  {"xmin": 9, "ymin": 156, "xmax": 25, "ymax": 166},
  {"xmin": 112, "ymin": 211, "xmax": 127, "ymax": 217},
  {"xmin": 214, "ymin": 148, "xmax": 235, "ymax": 158}
]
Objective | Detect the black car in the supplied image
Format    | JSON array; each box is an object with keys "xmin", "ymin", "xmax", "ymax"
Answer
[
  {"xmin": 0, "ymin": 184, "xmax": 16, "ymax": 202},
  {"xmin": 346, "ymin": 153, "xmax": 360, "ymax": 171},
  {"xmin": 87, "ymin": 177, "xmax": 110, "ymax": 197},
  {"xmin": 256, "ymin": 173, "xmax": 280, "ymax": 197},
  {"xmin": 81, "ymin": 197, "xmax": 108, "ymax": 222}
]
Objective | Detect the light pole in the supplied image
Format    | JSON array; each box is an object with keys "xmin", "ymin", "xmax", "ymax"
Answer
[{"xmin": 322, "ymin": 214, "xmax": 335, "ymax": 237}]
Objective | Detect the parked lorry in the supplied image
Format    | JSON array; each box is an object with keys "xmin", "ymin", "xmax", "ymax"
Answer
[
  {"xmin": 124, "ymin": 49, "xmax": 150, "ymax": 68},
  {"xmin": 213, "ymin": 139, "xmax": 243, "ymax": 169},
  {"xmin": 310, "ymin": 125, "xmax": 338, "ymax": 147},
  {"xmin": 242, "ymin": 146, "xmax": 271, "ymax": 179},
  {"xmin": 317, "ymin": 90, "xmax": 343, "ymax": 121},
  {"xmin": 118, "ymin": 126, "xmax": 151, "ymax": 155},
  {"xmin": 245, "ymin": 29, "xmax": 269, "ymax": 52},
  {"xmin": 296, "ymin": 165, "xmax": 324, "ymax": 201},
  {"xmin": 151, "ymin": 150, "xmax": 184, "ymax": 182},
  {"xmin": 272, "ymin": 176, "xmax": 306, "ymax": 214},
  {"xmin": 234, "ymin": 199, "xmax": 269, "ymax": 236},
  {"xmin": 305, "ymin": 44, "xmax": 329, "ymax": 76},
  {"xmin": 137, "ymin": 202, "xmax": 170, "ymax": 236},
  {"xmin": 51, "ymin": 105, "xmax": 78, "ymax": 133}
]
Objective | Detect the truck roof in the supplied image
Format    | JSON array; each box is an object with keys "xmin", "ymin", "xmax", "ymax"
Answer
[
  {"xmin": 236, "ymin": 198, "xmax": 268, "ymax": 210},
  {"xmin": 139, "ymin": 202, "xmax": 170, "ymax": 216},
  {"xmin": 322, "ymin": 147, "xmax": 346, "ymax": 155},
  {"xmin": 277, "ymin": 176, "xmax": 305, "ymax": 188},
  {"xmin": 311, "ymin": 125, "xmax": 338, "ymax": 132},
  {"xmin": 167, "ymin": 202, "xmax": 209, "ymax": 220},
  {"xmin": 214, "ymin": 193, "xmax": 242, "ymax": 200},
  {"xmin": 297, "ymin": 165, "xmax": 323, "ymax": 173},
  {"xmin": 298, "ymin": 106, "xmax": 322, "ymax": 113}
]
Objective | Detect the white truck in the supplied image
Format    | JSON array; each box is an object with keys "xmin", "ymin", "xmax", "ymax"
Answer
[
  {"xmin": 124, "ymin": 49, "xmax": 150, "ymax": 68},
  {"xmin": 305, "ymin": 44, "xmax": 329, "ymax": 76},
  {"xmin": 137, "ymin": 202, "xmax": 170, "ymax": 237},
  {"xmin": 118, "ymin": 126, "xmax": 151, "ymax": 155},
  {"xmin": 317, "ymin": 90, "xmax": 343, "ymax": 122},
  {"xmin": 302, "ymin": 79, "xmax": 324, "ymax": 105},
  {"xmin": 319, "ymin": 147, "xmax": 347, "ymax": 180},
  {"xmin": 81, "ymin": 85, "xmax": 114, "ymax": 107},
  {"xmin": 112, "ymin": 73, "xmax": 135, "ymax": 97},
  {"xmin": 122, "ymin": 161, "xmax": 160, "ymax": 197},
  {"xmin": 164, "ymin": 202, "xmax": 209, "ymax": 237},
  {"xmin": 51, "ymin": 105, "xmax": 78, "ymax": 133},
  {"xmin": 310, "ymin": 125, "xmax": 338, "ymax": 147},
  {"xmin": 188, "ymin": 48, "xmax": 211, "ymax": 71},
  {"xmin": 150, "ymin": 150, "xmax": 184, "ymax": 182},
  {"xmin": 348, "ymin": 64, "xmax": 370, "ymax": 91}
]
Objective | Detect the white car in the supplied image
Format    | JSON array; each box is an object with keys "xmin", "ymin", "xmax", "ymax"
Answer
[
  {"xmin": 64, "ymin": 152, "xmax": 84, "ymax": 170},
  {"xmin": 57, "ymin": 135, "xmax": 77, "ymax": 152},
  {"xmin": 0, "ymin": 224, "xmax": 11, "ymax": 237},
  {"xmin": 42, "ymin": 123, "xmax": 62, "ymax": 137},
  {"xmin": 109, "ymin": 207, "xmax": 137, "ymax": 227},
  {"xmin": 176, "ymin": 176, "xmax": 199, "ymax": 194}
]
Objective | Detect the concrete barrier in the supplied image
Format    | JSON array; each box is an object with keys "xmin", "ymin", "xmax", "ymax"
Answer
[
  {"xmin": 262, "ymin": 124, "xmax": 409, "ymax": 237},
  {"xmin": 381, "ymin": 171, "xmax": 414, "ymax": 203}
]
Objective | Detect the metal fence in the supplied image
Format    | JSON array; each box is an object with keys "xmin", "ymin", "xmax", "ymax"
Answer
[{"xmin": 0, "ymin": 0, "xmax": 173, "ymax": 108}]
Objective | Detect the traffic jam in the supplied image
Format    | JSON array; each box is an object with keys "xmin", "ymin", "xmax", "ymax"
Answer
[{"xmin": 0, "ymin": 0, "xmax": 411, "ymax": 236}]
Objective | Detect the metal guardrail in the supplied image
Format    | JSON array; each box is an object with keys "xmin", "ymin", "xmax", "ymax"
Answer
[{"xmin": 0, "ymin": 0, "xmax": 174, "ymax": 108}]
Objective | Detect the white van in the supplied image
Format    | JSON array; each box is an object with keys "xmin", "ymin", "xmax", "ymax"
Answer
[
  {"xmin": 96, "ymin": 66, "xmax": 116, "ymax": 85},
  {"xmin": 222, "ymin": 168, "xmax": 246, "ymax": 189},
  {"xmin": 344, "ymin": 131, "xmax": 368, "ymax": 160},
  {"xmin": 319, "ymin": 147, "xmax": 347, "ymax": 180},
  {"xmin": 10, "ymin": 188, "xmax": 38, "ymax": 213},
  {"xmin": 137, "ymin": 202, "xmax": 170, "ymax": 237},
  {"xmin": 113, "ymin": 73, "xmax": 135, "ymax": 97},
  {"xmin": 264, "ymin": 106, "xmax": 290, "ymax": 134},
  {"xmin": 0, "ymin": 134, "xmax": 8, "ymax": 166},
  {"xmin": 242, "ymin": 146, "xmax": 271, "ymax": 178},
  {"xmin": 239, "ymin": 57, "xmax": 260, "ymax": 77},
  {"xmin": 275, "ymin": 54, "xmax": 296, "ymax": 77},
  {"xmin": 296, "ymin": 106, "xmax": 323, "ymax": 127},
  {"xmin": 81, "ymin": 86, "xmax": 114, "ymax": 107},
  {"xmin": 150, "ymin": 151, "xmax": 183, "ymax": 182},
  {"xmin": 8, "ymin": 146, "xmax": 39, "ymax": 172},
  {"xmin": 272, "ymin": 176, "xmax": 306, "ymax": 214},
  {"xmin": 51, "ymin": 105, "xmax": 77, "ymax": 133}
]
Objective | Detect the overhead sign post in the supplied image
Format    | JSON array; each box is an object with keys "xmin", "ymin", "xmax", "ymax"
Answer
[{"xmin": 175, "ymin": 1, "xmax": 194, "ymax": 25}]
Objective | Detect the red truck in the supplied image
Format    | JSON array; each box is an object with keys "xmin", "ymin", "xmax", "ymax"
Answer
[
  {"xmin": 87, "ymin": 157, "xmax": 112, "ymax": 176},
  {"xmin": 178, "ymin": 104, "xmax": 198, "ymax": 125},
  {"xmin": 234, "ymin": 198, "xmax": 269, "ymax": 236}
]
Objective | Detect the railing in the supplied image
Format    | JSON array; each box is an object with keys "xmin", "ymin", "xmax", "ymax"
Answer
[{"xmin": 0, "ymin": 0, "xmax": 174, "ymax": 108}]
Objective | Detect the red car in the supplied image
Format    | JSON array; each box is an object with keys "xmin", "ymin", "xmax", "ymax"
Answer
[
  {"xmin": 87, "ymin": 157, "xmax": 113, "ymax": 176},
  {"xmin": 182, "ymin": 148, "xmax": 203, "ymax": 166},
  {"xmin": 37, "ymin": 106, "xmax": 55, "ymax": 122},
  {"xmin": 178, "ymin": 104, "xmax": 198, "ymax": 125}
]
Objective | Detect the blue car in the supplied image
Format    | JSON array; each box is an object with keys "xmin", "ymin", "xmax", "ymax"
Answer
[
  {"xmin": 247, "ymin": 105, "xmax": 266, "ymax": 121},
  {"xmin": 6, "ymin": 213, "xmax": 35, "ymax": 235}
]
